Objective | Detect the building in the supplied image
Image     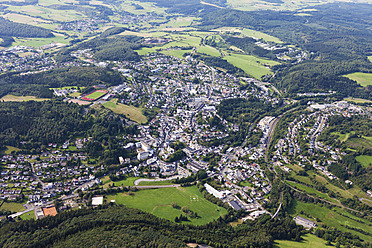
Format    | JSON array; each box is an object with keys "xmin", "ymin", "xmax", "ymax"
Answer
[
  {"xmin": 293, "ymin": 216, "xmax": 317, "ymax": 229},
  {"xmin": 92, "ymin": 196, "xmax": 103, "ymax": 206},
  {"xmin": 42, "ymin": 206, "xmax": 58, "ymax": 217}
]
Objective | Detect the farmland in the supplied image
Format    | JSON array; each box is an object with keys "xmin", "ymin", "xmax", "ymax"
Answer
[
  {"xmin": 343, "ymin": 72, "xmax": 372, "ymax": 87},
  {"xmin": 0, "ymin": 94, "xmax": 50, "ymax": 102},
  {"xmin": 81, "ymin": 90, "xmax": 108, "ymax": 101},
  {"xmin": 103, "ymin": 98, "xmax": 147, "ymax": 124},
  {"xmin": 105, "ymin": 186, "xmax": 227, "ymax": 225}
]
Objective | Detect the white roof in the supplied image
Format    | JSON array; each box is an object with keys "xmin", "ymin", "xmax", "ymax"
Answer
[{"xmin": 92, "ymin": 196, "xmax": 103, "ymax": 206}]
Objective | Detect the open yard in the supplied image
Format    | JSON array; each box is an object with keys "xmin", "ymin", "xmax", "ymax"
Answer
[
  {"xmin": 0, "ymin": 94, "xmax": 50, "ymax": 102},
  {"xmin": 103, "ymin": 98, "xmax": 147, "ymax": 124},
  {"xmin": 274, "ymin": 234, "xmax": 330, "ymax": 248},
  {"xmin": 106, "ymin": 186, "xmax": 227, "ymax": 225},
  {"xmin": 356, "ymin": 155, "xmax": 372, "ymax": 168},
  {"xmin": 343, "ymin": 72, "xmax": 372, "ymax": 87}
]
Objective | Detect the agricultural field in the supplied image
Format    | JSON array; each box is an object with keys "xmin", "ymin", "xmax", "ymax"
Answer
[
  {"xmin": 103, "ymin": 98, "xmax": 147, "ymax": 124},
  {"xmin": 343, "ymin": 72, "xmax": 372, "ymax": 87},
  {"xmin": 1, "ymin": 146, "xmax": 22, "ymax": 155},
  {"xmin": 356, "ymin": 155, "xmax": 372, "ymax": 168},
  {"xmin": 197, "ymin": 45, "xmax": 221, "ymax": 57},
  {"xmin": 105, "ymin": 186, "xmax": 228, "ymax": 225},
  {"xmin": 81, "ymin": 90, "xmax": 108, "ymax": 101},
  {"xmin": 161, "ymin": 49, "xmax": 193, "ymax": 59},
  {"xmin": 12, "ymin": 34, "xmax": 71, "ymax": 48},
  {"xmin": 344, "ymin": 97, "xmax": 372, "ymax": 104},
  {"xmin": 224, "ymin": 53, "xmax": 279, "ymax": 79},
  {"xmin": 290, "ymin": 200, "xmax": 372, "ymax": 243},
  {"xmin": 274, "ymin": 234, "xmax": 330, "ymax": 248},
  {"xmin": 2, "ymin": 13, "xmax": 52, "ymax": 26},
  {"xmin": 0, "ymin": 94, "xmax": 50, "ymax": 102}
]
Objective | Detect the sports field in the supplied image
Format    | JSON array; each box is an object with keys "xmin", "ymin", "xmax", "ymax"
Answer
[
  {"xmin": 106, "ymin": 186, "xmax": 227, "ymax": 225},
  {"xmin": 81, "ymin": 90, "xmax": 108, "ymax": 101},
  {"xmin": 343, "ymin": 72, "xmax": 372, "ymax": 87},
  {"xmin": 103, "ymin": 98, "xmax": 147, "ymax": 124}
]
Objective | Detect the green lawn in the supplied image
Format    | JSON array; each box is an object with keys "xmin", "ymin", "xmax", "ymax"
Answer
[
  {"xmin": 343, "ymin": 72, "xmax": 372, "ymax": 87},
  {"xmin": 224, "ymin": 53, "xmax": 279, "ymax": 79},
  {"xmin": 368, "ymin": 56, "xmax": 372, "ymax": 63},
  {"xmin": 274, "ymin": 234, "xmax": 330, "ymax": 248},
  {"xmin": 106, "ymin": 186, "xmax": 227, "ymax": 225},
  {"xmin": 19, "ymin": 211, "xmax": 35, "ymax": 220},
  {"xmin": 291, "ymin": 200, "xmax": 372, "ymax": 243},
  {"xmin": 103, "ymin": 99, "xmax": 147, "ymax": 124},
  {"xmin": 0, "ymin": 202, "xmax": 25, "ymax": 212},
  {"xmin": 102, "ymin": 177, "xmax": 141, "ymax": 189},
  {"xmin": 356, "ymin": 155, "xmax": 372, "ymax": 168},
  {"xmin": 137, "ymin": 180, "xmax": 174, "ymax": 186},
  {"xmin": 83, "ymin": 90, "xmax": 107, "ymax": 100}
]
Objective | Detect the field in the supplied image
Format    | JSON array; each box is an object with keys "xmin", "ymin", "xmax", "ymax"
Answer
[
  {"xmin": 102, "ymin": 176, "xmax": 140, "ymax": 189},
  {"xmin": 137, "ymin": 180, "xmax": 174, "ymax": 186},
  {"xmin": 344, "ymin": 97, "xmax": 372, "ymax": 104},
  {"xmin": 368, "ymin": 56, "xmax": 372, "ymax": 63},
  {"xmin": 343, "ymin": 72, "xmax": 372, "ymax": 87},
  {"xmin": 274, "ymin": 234, "xmax": 330, "ymax": 248},
  {"xmin": 81, "ymin": 90, "xmax": 108, "ymax": 101},
  {"xmin": 197, "ymin": 45, "xmax": 221, "ymax": 57},
  {"xmin": 103, "ymin": 98, "xmax": 147, "ymax": 124},
  {"xmin": 1, "ymin": 146, "xmax": 22, "ymax": 155},
  {"xmin": 286, "ymin": 181, "xmax": 339, "ymax": 204},
  {"xmin": 356, "ymin": 155, "xmax": 372, "ymax": 168},
  {"xmin": 19, "ymin": 212, "xmax": 35, "ymax": 220},
  {"xmin": 290, "ymin": 200, "xmax": 372, "ymax": 243},
  {"xmin": 106, "ymin": 186, "xmax": 227, "ymax": 225},
  {"xmin": 161, "ymin": 49, "xmax": 193, "ymax": 59},
  {"xmin": 331, "ymin": 131, "xmax": 353, "ymax": 142},
  {"xmin": 224, "ymin": 53, "xmax": 279, "ymax": 79},
  {"xmin": 0, "ymin": 94, "xmax": 50, "ymax": 102},
  {"xmin": 0, "ymin": 202, "xmax": 25, "ymax": 212}
]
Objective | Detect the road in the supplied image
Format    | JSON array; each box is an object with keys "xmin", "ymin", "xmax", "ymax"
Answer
[
  {"xmin": 134, "ymin": 184, "xmax": 180, "ymax": 189},
  {"xmin": 272, "ymin": 191, "xmax": 283, "ymax": 218},
  {"xmin": 134, "ymin": 178, "xmax": 174, "ymax": 186}
]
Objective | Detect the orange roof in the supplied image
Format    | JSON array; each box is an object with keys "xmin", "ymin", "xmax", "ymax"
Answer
[{"xmin": 42, "ymin": 206, "xmax": 57, "ymax": 217}]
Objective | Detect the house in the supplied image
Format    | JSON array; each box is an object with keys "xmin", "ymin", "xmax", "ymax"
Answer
[{"xmin": 92, "ymin": 196, "xmax": 103, "ymax": 206}]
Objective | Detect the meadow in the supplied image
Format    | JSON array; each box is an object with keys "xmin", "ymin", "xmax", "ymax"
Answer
[
  {"xmin": 102, "ymin": 176, "xmax": 140, "ymax": 189},
  {"xmin": 356, "ymin": 155, "xmax": 372, "ymax": 168},
  {"xmin": 274, "ymin": 234, "xmax": 330, "ymax": 248},
  {"xmin": 286, "ymin": 181, "xmax": 339, "ymax": 204},
  {"xmin": 105, "ymin": 186, "xmax": 227, "ymax": 225},
  {"xmin": 0, "ymin": 202, "xmax": 25, "ymax": 212},
  {"xmin": 0, "ymin": 94, "xmax": 50, "ymax": 102},
  {"xmin": 82, "ymin": 90, "xmax": 108, "ymax": 101},
  {"xmin": 103, "ymin": 98, "xmax": 147, "ymax": 124},
  {"xmin": 290, "ymin": 200, "xmax": 372, "ymax": 243},
  {"xmin": 343, "ymin": 72, "xmax": 372, "ymax": 87}
]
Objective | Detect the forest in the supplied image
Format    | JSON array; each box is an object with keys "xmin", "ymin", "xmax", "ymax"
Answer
[
  {"xmin": 0, "ymin": 204, "xmax": 303, "ymax": 248},
  {"xmin": 0, "ymin": 66, "xmax": 123, "ymax": 98},
  {"xmin": 0, "ymin": 17, "xmax": 53, "ymax": 40}
]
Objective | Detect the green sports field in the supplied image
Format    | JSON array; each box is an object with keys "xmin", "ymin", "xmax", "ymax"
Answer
[{"xmin": 106, "ymin": 186, "xmax": 227, "ymax": 225}]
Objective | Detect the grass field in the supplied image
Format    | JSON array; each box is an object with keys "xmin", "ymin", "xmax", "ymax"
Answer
[
  {"xmin": 343, "ymin": 72, "xmax": 372, "ymax": 87},
  {"xmin": 19, "ymin": 212, "xmax": 35, "ymax": 220},
  {"xmin": 368, "ymin": 56, "xmax": 372, "ymax": 63},
  {"xmin": 106, "ymin": 186, "xmax": 227, "ymax": 225},
  {"xmin": 161, "ymin": 49, "xmax": 193, "ymax": 59},
  {"xmin": 286, "ymin": 181, "xmax": 338, "ymax": 204},
  {"xmin": 103, "ymin": 98, "xmax": 147, "ymax": 124},
  {"xmin": 224, "ymin": 53, "xmax": 279, "ymax": 79},
  {"xmin": 197, "ymin": 45, "xmax": 221, "ymax": 57},
  {"xmin": 0, "ymin": 202, "xmax": 25, "ymax": 212},
  {"xmin": 346, "ymin": 137, "xmax": 372, "ymax": 150},
  {"xmin": 274, "ymin": 234, "xmax": 330, "ymax": 248},
  {"xmin": 356, "ymin": 155, "xmax": 372, "ymax": 168},
  {"xmin": 102, "ymin": 176, "xmax": 141, "ymax": 189},
  {"xmin": 290, "ymin": 200, "xmax": 372, "ymax": 243},
  {"xmin": 2, "ymin": 146, "xmax": 22, "ymax": 155},
  {"xmin": 331, "ymin": 131, "xmax": 354, "ymax": 142},
  {"xmin": 0, "ymin": 94, "xmax": 50, "ymax": 102},
  {"xmin": 137, "ymin": 180, "xmax": 174, "ymax": 186},
  {"xmin": 344, "ymin": 97, "xmax": 372, "ymax": 104},
  {"xmin": 81, "ymin": 90, "xmax": 108, "ymax": 101}
]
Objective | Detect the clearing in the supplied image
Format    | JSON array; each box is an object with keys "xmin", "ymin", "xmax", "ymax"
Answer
[
  {"xmin": 356, "ymin": 155, "xmax": 372, "ymax": 168},
  {"xmin": 274, "ymin": 234, "xmax": 330, "ymax": 248},
  {"xmin": 106, "ymin": 186, "xmax": 227, "ymax": 225},
  {"xmin": 0, "ymin": 94, "xmax": 50, "ymax": 102},
  {"xmin": 343, "ymin": 72, "xmax": 372, "ymax": 87},
  {"xmin": 103, "ymin": 98, "xmax": 147, "ymax": 124}
]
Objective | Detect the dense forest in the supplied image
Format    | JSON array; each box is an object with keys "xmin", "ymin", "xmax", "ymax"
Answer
[
  {"xmin": 0, "ymin": 66, "xmax": 123, "ymax": 98},
  {"xmin": 0, "ymin": 204, "xmax": 303, "ymax": 248},
  {"xmin": 0, "ymin": 17, "xmax": 53, "ymax": 39}
]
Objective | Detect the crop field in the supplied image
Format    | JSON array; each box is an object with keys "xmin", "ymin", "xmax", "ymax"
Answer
[
  {"xmin": 0, "ymin": 94, "xmax": 50, "ymax": 102},
  {"xmin": 12, "ymin": 34, "xmax": 71, "ymax": 47},
  {"xmin": 291, "ymin": 200, "xmax": 372, "ymax": 243},
  {"xmin": 343, "ymin": 72, "xmax": 372, "ymax": 87},
  {"xmin": 81, "ymin": 90, "xmax": 108, "ymax": 101},
  {"xmin": 356, "ymin": 155, "xmax": 372, "ymax": 168},
  {"xmin": 274, "ymin": 234, "xmax": 330, "ymax": 248},
  {"xmin": 224, "ymin": 53, "xmax": 279, "ymax": 79},
  {"xmin": 103, "ymin": 98, "xmax": 147, "ymax": 124},
  {"xmin": 2, "ymin": 13, "xmax": 52, "ymax": 26},
  {"xmin": 106, "ymin": 186, "xmax": 228, "ymax": 225}
]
